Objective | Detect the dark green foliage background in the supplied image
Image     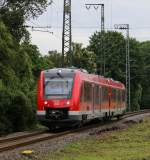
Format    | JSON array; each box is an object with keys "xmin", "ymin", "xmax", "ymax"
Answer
[{"xmin": 0, "ymin": 0, "xmax": 149, "ymax": 135}]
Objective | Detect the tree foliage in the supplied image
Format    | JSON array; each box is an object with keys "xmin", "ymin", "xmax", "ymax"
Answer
[
  {"xmin": 88, "ymin": 31, "xmax": 146, "ymax": 111},
  {"xmin": 72, "ymin": 43, "xmax": 96, "ymax": 73},
  {"xmin": 0, "ymin": 20, "xmax": 36, "ymax": 134},
  {"xmin": 139, "ymin": 41, "xmax": 150, "ymax": 108},
  {"xmin": 0, "ymin": 0, "xmax": 52, "ymax": 42},
  {"xmin": 89, "ymin": 31, "xmax": 126, "ymax": 80},
  {"xmin": 2, "ymin": 0, "xmax": 52, "ymax": 19}
]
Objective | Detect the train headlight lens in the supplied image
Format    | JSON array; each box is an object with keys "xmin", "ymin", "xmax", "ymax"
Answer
[
  {"xmin": 58, "ymin": 69, "xmax": 62, "ymax": 73},
  {"xmin": 66, "ymin": 101, "xmax": 70, "ymax": 105},
  {"xmin": 44, "ymin": 101, "xmax": 48, "ymax": 105}
]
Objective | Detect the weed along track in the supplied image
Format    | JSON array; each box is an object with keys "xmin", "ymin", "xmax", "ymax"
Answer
[{"xmin": 0, "ymin": 110, "xmax": 150, "ymax": 153}]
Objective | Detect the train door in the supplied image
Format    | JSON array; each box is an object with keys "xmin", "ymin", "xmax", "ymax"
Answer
[
  {"xmin": 109, "ymin": 87, "xmax": 111, "ymax": 114},
  {"xmin": 93, "ymin": 84, "xmax": 100, "ymax": 115},
  {"xmin": 117, "ymin": 90, "xmax": 121, "ymax": 112},
  {"xmin": 80, "ymin": 81, "xmax": 84, "ymax": 112},
  {"xmin": 120, "ymin": 90, "xmax": 122, "ymax": 111},
  {"xmin": 92, "ymin": 84, "xmax": 94, "ymax": 114},
  {"xmin": 106, "ymin": 87, "xmax": 109, "ymax": 112},
  {"xmin": 116, "ymin": 89, "xmax": 119, "ymax": 112},
  {"xmin": 99, "ymin": 86, "xmax": 102, "ymax": 112},
  {"xmin": 112, "ymin": 88, "xmax": 117, "ymax": 112},
  {"xmin": 84, "ymin": 82, "xmax": 92, "ymax": 113}
]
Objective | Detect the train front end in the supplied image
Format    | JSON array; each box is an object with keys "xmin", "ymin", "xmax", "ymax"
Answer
[{"xmin": 37, "ymin": 68, "xmax": 79, "ymax": 129}]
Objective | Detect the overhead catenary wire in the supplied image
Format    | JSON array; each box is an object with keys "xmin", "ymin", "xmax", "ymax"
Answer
[{"xmin": 26, "ymin": 24, "xmax": 150, "ymax": 30}]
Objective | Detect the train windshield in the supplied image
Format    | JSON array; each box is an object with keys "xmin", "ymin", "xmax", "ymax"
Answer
[{"xmin": 44, "ymin": 77, "xmax": 73, "ymax": 99}]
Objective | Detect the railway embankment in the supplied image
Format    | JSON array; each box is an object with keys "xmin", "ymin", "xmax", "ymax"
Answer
[
  {"xmin": 0, "ymin": 112, "xmax": 150, "ymax": 160},
  {"xmin": 41, "ymin": 113, "xmax": 150, "ymax": 160}
]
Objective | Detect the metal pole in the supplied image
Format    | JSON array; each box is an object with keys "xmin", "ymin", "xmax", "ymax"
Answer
[
  {"xmin": 127, "ymin": 25, "xmax": 131, "ymax": 111},
  {"xmin": 125, "ymin": 27, "xmax": 128, "ymax": 111},
  {"xmin": 126, "ymin": 25, "xmax": 130, "ymax": 111},
  {"xmin": 101, "ymin": 4, "xmax": 105, "ymax": 31},
  {"xmin": 101, "ymin": 4, "xmax": 105, "ymax": 76},
  {"xmin": 62, "ymin": 0, "xmax": 65, "ymax": 67},
  {"xmin": 69, "ymin": 0, "xmax": 72, "ymax": 66},
  {"xmin": 85, "ymin": 3, "xmax": 105, "ymax": 76},
  {"xmin": 114, "ymin": 24, "xmax": 130, "ymax": 112},
  {"xmin": 62, "ymin": 0, "xmax": 72, "ymax": 67}
]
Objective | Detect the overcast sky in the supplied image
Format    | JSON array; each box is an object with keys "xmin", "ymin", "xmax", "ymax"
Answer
[{"xmin": 26, "ymin": 0, "xmax": 150, "ymax": 55}]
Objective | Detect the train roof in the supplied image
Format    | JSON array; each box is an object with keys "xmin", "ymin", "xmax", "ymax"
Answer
[
  {"xmin": 43, "ymin": 67, "xmax": 88, "ymax": 74},
  {"xmin": 43, "ymin": 68, "xmax": 125, "ymax": 89}
]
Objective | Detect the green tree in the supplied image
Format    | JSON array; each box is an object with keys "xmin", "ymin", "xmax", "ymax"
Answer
[
  {"xmin": 72, "ymin": 43, "xmax": 96, "ymax": 73},
  {"xmin": 139, "ymin": 41, "xmax": 150, "ymax": 108},
  {"xmin": 0, "ymin": 0, "xmax": 52, "ymax": 42},
  {"xmin": 20, "ymin": 42, "xmax": 43, "ymax": 79},
  {"xmin": 0, "ymin": 20, "xmax": 19, "ymax": 90},
  {"xmin": 88, "ymin": 31, "xmax": 143, "ymax": 111},
  {"xmin": 0, "ymin": 20, "xmax": 36, "ymax": 134},
  {"xmin": 3, "ymin": 0, "xmax": 52, "ymax": 18},
  {"xmin": 41, "ymin": 50, "xmax": 61, "ymax": 70},
  {"xmin": 89, "ymin": 31, "xmax": 126, "ymax": 81}
]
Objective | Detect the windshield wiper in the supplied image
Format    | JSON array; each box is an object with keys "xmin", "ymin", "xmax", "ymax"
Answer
[{"xmin": 57, "ymin": 72, "xmax": 63, "ymax": 78}]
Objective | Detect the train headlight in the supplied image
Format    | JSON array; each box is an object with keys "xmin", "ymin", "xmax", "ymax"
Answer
[
  {"xmin": 44, "ymin": 101, "xmax": 48, "ymax": 105},
  {"xmin": 66, "ymin": 101, "xmax": 70, "ymax": 105},
  {"xmin": 58, "ymin": 69, "xmax": 62, "ymax": 73}
]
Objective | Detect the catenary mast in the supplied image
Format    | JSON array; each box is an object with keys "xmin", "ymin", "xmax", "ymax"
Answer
[{"xmin": 62, "ymin": 0, "xmax": 72, "ymax": 67}]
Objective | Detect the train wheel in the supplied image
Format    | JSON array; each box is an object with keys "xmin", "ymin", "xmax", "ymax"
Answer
[
  {"xmin": 48, "ymin": 125, "xmax": 60, "ymax": 132},
  {"xmin": 73, "ymin": 121, "xmax": 83, "ymax": 128},
  {"xmin": 117, "ymin": 115, "xmax": 121, "ymax": 120},
  {"xmin": 103, "ymin": 112, "xmax": 111, "ymax": 121}
]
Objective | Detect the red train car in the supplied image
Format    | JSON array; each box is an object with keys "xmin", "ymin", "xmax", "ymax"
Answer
[{"xmin": 37, "ymin": 68, "xmax": 126, "ymax": 129}]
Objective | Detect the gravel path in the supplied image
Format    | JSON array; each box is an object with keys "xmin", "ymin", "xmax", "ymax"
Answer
[{"xmin": 0, "ymin": 113, "xmax": 150, "ymax": 160}]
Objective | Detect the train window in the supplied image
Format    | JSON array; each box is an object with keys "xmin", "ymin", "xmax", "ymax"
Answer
[
  {"xmin": 99, "ymin": 86, "xmax": 102, "ymax": 105},
  {"xmin": 117, "ymin": 89, "xmax": 120, "ymax": 103},
  {"xmin": 120, "ymin": 90, "xmax": 122, "ymax": 103},
  {"xmin": 94, "ymin": 85, "xmax": 99, "ymax": 105},
  {"xmin": 118, "ymin": 90, "xmax": 122, "ymax": 103},
  {"xmin": 44, "ymin": 77, "xmax": 73, "ymax": 99},
  {"xmin": 80, "ymin": 82, "xmax": 84, "ymax": 102},
  {"xmin": 122, "ymin": 90, "xmax": 126, "ymax": 102},
  {"xmin": 84, "ymin": 82, "xmax": 92, "ymax": 102},
  {"xmin": 112, "ymin": 88, "xmax": 116, "ymax": 102},
  {"xmin": 118, "ymin": 90, "xmax": 120, "ymax": 103}
]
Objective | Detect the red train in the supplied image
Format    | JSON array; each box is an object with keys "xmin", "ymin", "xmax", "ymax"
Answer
[{"xmin": 37, "ymin": 68, "xmax": 126, "ymax": 129}]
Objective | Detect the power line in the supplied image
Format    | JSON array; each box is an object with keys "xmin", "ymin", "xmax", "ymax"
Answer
[
  {"xmin": 25, "ymin": 25, "xmax": 52, "ymax": 29},
  {"xmin": 25, "ymin": 25, "xmax": 53, "ymax": 34}
]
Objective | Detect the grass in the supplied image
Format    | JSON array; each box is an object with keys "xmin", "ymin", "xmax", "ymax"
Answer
[{"xmin": 42, "ymin": 117, "xmax": 150, "ymax": 160}]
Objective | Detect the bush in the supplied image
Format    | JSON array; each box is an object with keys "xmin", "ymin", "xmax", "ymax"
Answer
[
  {"xmin": 7, "ymin": 91, "xmax": 36, "ymax": 132},
  {"xmin": 0, "ymin": 89, "xmax": 13, "ymax": 134},
  {"xmin": 0, "ymin": 89, "xmax": 36, "ymax": 134}
]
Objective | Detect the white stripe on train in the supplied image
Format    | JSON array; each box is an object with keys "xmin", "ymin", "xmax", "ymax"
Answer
[{"xmin": 37, "ymin": 108, "xmax": 126, "ymax": 116}]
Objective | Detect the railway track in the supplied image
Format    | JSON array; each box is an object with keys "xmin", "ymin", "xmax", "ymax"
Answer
[
  {"xmin": 0, "ymin": 109, "xmax": 150, "ymax": 153},
  {"xmin": 123, "ymin": 109, "xmax": 150, "ymax": 119}
]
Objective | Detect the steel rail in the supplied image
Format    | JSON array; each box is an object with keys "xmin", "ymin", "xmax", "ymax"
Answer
[{"xmin": 0, "ymin": 130, "xmax": 47, "ymax": 144}]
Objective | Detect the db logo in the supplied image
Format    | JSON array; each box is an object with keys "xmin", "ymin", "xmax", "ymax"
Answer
[{"xmin": 0, "ymin": 0, "xmax": 6, "ymax": 7}]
